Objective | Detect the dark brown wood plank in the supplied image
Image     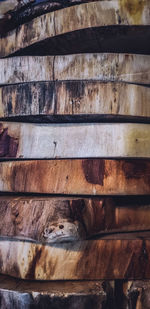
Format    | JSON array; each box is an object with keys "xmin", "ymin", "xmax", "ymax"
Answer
[
  {"xmin": 1, "ymin": 1, "xmax": 150, "ymax": 57},
  {"xmin": 1, "ymin": 82, "xmax": 150, "ymax": 121},
  {"xmin": 1, "ymin": 196, "xmax": 150, "ymax": 242},
  {"xmin": 0, "ymin": 159, "xmax": 149, "ymax": 195},
  {"xmin": 0, "ymin": 238, "xmax": 150, "ymax": 280},
  {"xmin": 0, "ymin": 275, "xmax": 113, "ymax": 309}
]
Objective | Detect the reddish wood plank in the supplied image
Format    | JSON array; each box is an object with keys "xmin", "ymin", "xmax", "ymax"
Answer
[{"xmin": 0, "ymin": 159, "xmax": 149, "ymax": 195}]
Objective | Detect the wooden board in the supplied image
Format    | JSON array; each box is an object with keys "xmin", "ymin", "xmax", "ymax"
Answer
[
  {"xmin": 0, "ymin": 1, "xmax": 98, "ymax": 36},
  {"xmin": 0, "ymin": 275, "xmax": 112, "ymax": 309},
  {"xmin": 1, "ymin": 196, "xmax": 150, "ymax": 242},
  {"xmin": 0, "ymin": 122, "xmax": 150, "ymax": 159},
  {"xmin": 0, "ymin": 159, "xmax": 149, "ymax": 195},
  {"xmin": 1, "ymin": 82, "xmax": 150, "ymax": 122},
  {"xmin": 0, "ymin": 238, "xmax": 150, "ymax": 280},
  {"xmin": 1, "ymin": 1, "xmax": 150, "ymax": 57},
  {"xmin": 1, "ymin": 53, "xmax": 150, "ymax": 85}
]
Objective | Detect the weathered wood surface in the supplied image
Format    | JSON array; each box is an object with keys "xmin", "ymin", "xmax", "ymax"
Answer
[
  {"xmin": 1, "ymin": 53, "xmax": 150, "ymax": 85},
  {"xmin": 0, "ymin": 122, "xmax": 150, "ymax": 159},
  {"xmin": 0, "ymin": 238, "xmax": 150, "ymax": 280},
  {"xmin": 122, "ymin": 280, "xmax": 150, "ymax": 309},
  {"xmin": 1, "ymin": 1, "xmax": 150, "ymax": 57},
  {"xmin": 0, "ymin": 1, "xmax": 99, "ymax": 35},
  {"xmin": 1, "ymin": 82, "xmax": 150, "ymax": 121},
  {"xmin": 1, "ymin": 196, "xmax": 150, "ymax": 242},
  {"xmin": 0, "ymin": 159, "xmax": 149, "ymax": 195},
  {"xmin": 0, "ymin": 275, "xmax": 112, "ymax": 309},
  {"xmin": 0, "ymin": 1, "xmax": 100, "ymax": 36},
  {"xmin": 0, "ymin": 0, "xmax": 17, "ymax": 19}
]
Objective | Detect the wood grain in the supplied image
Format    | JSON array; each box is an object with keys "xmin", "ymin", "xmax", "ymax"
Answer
[
  {"xmin": 0, "ymin": 238, "xmax": 150, "ymax": 280},
  {"xmin": 1, "ymin": 196, "xmax": 150, "ymax": 242},
  {"xmin": 1, "ymin": 1, "xmax": 150, "ymax": 57},
  {"xmin": 0, "ymin": 159, "xmax": 149, "ymax": 195},
  {"xmin": 0, "ymin": 122, "xmax": 150, "ymax": 159},
  {"xmin": 1, "ymin": 53, "xmax": 150, "ymax": 85},
  {"xmin": 1, "ymin": 82, "xmax": 150, "ymax": 121},
  {"xmin": 0, "ymin": 275, "xmax": 112, "ymax": 309},
  {"xmin": 0, "ymin": 1, "xmax": 98, "ymax": 36}
]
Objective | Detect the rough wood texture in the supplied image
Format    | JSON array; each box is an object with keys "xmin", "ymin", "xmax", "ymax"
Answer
[
  {"xmin": 1, "ymin": 53, "xmax": 150, "ymax": 85},
  {"xmin": 0, "ymin": 275, "xmax": 113, "ymax": 309},
  {"xmin": 0, "ymin": 159, "xmax": 149, "ymax": 195},
  {"xmin": 1, "ymin": 82, "xmax": 150, "ymax": 121},
  {"xmin": 0, "ymin": 122, "xmax": 150, "ymax": 159},
  {"xmin": 0, "ymin": 1, "xmax": 98, "ymax": 36},
  {"xmin": 0, "ymin": 238, "xmax": 150, "ymax": 280},
  {"xmin": 122, "ymin": 280, "xmax": 150, "ymax": 309},
  {"xmin": 0, "ymin": 0, "xmax": 17, "ymax": 18},
  {"xmin": 1, "ymin": 1, "xmax": 150, "ymax": 57},
  {"xmin": 1, "ymin": 196, "xmax": 150, "ymax": 242}
]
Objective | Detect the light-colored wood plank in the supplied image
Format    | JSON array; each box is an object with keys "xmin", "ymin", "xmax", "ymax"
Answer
[
  {"xmin": 0, "ymin": 1, "xmax": 150, "ymax": 57},
  {"xmin": 0, "ymin": 0, "xmax": 97, "ymax": 36},
  {"xmin": 0, "ymin": 122, "xmax": 150, "ymax": 159},
  {"xmin": 0, "ymin": 238, "xmax": 150, "ymax": 280},
  {"xmin": 1, "ymin": 82, "xmax": 150, "ymax": 120},
  {"xmin": 0, "ymin": 275, "xmax": 110, "ymax": 309},
  {"xmin": 0, "ymin": 196, "xmax": 150, "ymax": 242},
  {"xmin": 1, "ymin": 53, "xmax": 150, "ymax": 85},
  {"xmin": 0, "ymin": 159, "xmax": 149, "ymax": 195}
]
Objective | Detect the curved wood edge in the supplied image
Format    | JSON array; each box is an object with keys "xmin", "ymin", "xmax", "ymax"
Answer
[
  {"xmin": 0, "ymin": 1, "xmax": 150, "ymax": 57},
  {"xmin": 0, "ymin": 238, "xmax": 150, "ymax": 280},
  {"xmin": 0, "ymin": 159, "xmax": 149, "ymax": 195},
  {"xmin": 0, "ymin": 122, "xmax": 150, "ymax": 159},
  {"xmin": 1, "ymin": 82, "xmax": 150, "ymax": 120},
  {"xmin": 0, "ymin": 0, "xmax": 98, "ymax": 36},
  {"xmin": 0, "ymin": 196, "xmax": 150, "ymax": 242},
  {"xmin": 1, "ymin": 53, "xmax": 150, "ymax": 85}
]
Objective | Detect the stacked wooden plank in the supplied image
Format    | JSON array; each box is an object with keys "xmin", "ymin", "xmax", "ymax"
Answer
[{"xmin": 0, "ymin": 0, "xmax": 150, "ymax": 307}]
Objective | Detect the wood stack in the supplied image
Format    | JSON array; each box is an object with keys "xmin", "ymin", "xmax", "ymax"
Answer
[{"xmin": 0, "ymin": 0, "xmax": 150, "ymax": 308}]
